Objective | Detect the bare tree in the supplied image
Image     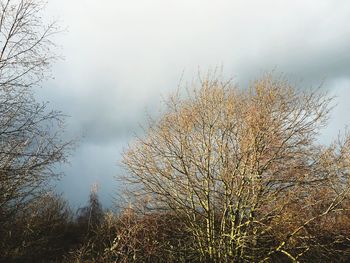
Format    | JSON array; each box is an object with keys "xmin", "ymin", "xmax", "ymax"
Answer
[
  {"xmin": 77, "ymin": 184, "xmax": 104, "ymax": 231},
  {"xmin": 122, "ymin": 74, "xmax": 350, "ymax": 262},
  {"xmin": 0, "ymin": 0, "xmax": 58, "ymax": 88},
  {"xmin": 0, "ymin": 0, "xmax": 70, "ymax": 225}
]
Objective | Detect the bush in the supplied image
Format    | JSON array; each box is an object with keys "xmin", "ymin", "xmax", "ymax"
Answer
[{"xmin": 0, "ymin": 194, "xmax": 75, "ymax": 262}]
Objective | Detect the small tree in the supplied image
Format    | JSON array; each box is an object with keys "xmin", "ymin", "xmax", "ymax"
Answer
[
  {"xmin": 123, "ymin": 74, "xmax": 350, "ymax": 262},
  {"xmin": 77, "ymin": 184, "xmax": 104, "ymax": 231}
]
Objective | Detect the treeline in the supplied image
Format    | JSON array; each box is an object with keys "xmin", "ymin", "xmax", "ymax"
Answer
[{"xmin": 2, "ymin": 183, "xmax": 350, "ymax": 262}]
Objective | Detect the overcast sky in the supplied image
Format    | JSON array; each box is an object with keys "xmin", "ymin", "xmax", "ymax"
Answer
[{"xmin": 39, "ymin": 0, "xmax": 350, "ymax": 208}]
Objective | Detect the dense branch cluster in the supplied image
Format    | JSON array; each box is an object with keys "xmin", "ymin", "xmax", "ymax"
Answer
[{"xmin": 0, "ymin": 0, "xmax": 57, "ymax": 88}]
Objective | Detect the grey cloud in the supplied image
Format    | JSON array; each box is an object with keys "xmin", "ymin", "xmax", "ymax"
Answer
[{"xmin": 38, "ymin": 0, "xmax": 350, "ymax": 207}]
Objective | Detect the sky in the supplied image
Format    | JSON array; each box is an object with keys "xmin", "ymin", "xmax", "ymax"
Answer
[{"xmin": 39, "ymin": 0, "xmax": 350, "ymax": 208}]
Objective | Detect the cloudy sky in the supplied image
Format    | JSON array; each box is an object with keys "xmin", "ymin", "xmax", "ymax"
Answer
[{"xmin": 40, "ymin": 0, "xmax": 350, "ymax": 208}]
